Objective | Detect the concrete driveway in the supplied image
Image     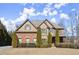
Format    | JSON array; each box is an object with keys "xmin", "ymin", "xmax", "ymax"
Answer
[{"xmin": 0, "ymin": 46, "xmax": 79, "ymax": 55}]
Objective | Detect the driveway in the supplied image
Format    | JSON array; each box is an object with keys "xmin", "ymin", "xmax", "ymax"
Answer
[{"xmin": 0, "ymin": 46, "xmax": 79, "ymax": 55}]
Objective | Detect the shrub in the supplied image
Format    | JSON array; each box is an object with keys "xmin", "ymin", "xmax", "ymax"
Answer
[
  {"xmin": 12, "ymin": 32, "xmax": 18, "ymax": 48},
  {"xmin": 47, "ymin": 32, "xmax": 52, "ymax": 47},
  {"xmin": 55, "ymin": 43, "xmax": 61, "ymax": 47},
  {"xmin": 36, "ymin": 27, "xmax": 42, "ymax": 48},
  {"xmin": 56, "ymin": 29, "xmax": 60, "ymax": 44},
  {"xmin": 41, "ymin": 39, "xmax": 48, "ymax": 48},
  {"xmin": 55, "ymin": 43, "xmax": 79, "ymax": 49}
]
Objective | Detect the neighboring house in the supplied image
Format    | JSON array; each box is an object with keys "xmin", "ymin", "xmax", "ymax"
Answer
[{"xmin": 15, "ymin": 19, "xmax": 65, "ymax": 47}]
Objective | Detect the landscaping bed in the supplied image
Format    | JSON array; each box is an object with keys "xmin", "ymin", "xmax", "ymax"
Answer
[{"xmin": 55, "ymin": 43, "xmax": 79, "ymax": 49}]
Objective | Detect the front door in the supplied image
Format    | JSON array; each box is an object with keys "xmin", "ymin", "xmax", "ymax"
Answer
[{"xmin": 52, "ymin": 37, "xmax": 55, "ymax": 43}]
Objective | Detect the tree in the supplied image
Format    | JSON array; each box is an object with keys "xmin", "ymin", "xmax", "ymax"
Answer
[
  {"xmin": 36, "ymin": 27, "xmax": 42, "ymax": 48},
  {"xmin": 0, "ymin": 30, "xmax": 5, "ymax": 46},
  {"xmin": 48, "ymin": 32, "xmax": 52, "ymax": 47},
  {"xmin": 12, "ymin": 32, "xmax": 18, "ymax": 48},
  {"xmin": 75, "ymin": 11, "xmax": 79, "ymax": 37},
  {"xmin": 3, "ymin": 26, "xmax": 12, "ymax": 45},
  {"xmin": 55, "ymin": 29, "xmax": 60, "ymax": 44},
  {"xmin": 0, "ymin": 21, "xmax": 12, "ymax": 46},
  {"xmin": 69, "ymin": 11, "xmax": 77, "ymax": 43}
]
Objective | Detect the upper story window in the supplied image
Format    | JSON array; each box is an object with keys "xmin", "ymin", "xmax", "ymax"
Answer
[
  {"xmin": 25, "ymin": 25, "xmax": 31, "ymax": 30},
  {"xmin": 50, "ymin": 29, "xmax": 53, "ymax": 32},
  {"xmin": 41, "ymin": 29, "xmax": 47, "ymax": 35}
]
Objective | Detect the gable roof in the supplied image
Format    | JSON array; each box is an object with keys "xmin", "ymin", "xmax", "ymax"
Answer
[
  {"xmin": 31, "ymin": 20, "xmax": 44, "ymax": 28},
  {"xmin": 16, "ymin": 19, "xmax": 37, "ymax": 32},
  {"xmin": 16, "ymin": 19, "xmax": 64, "ymax": 32},
  {"xmin": 51, "ymin": 22, "xmax": 64, "ymax": 30},
  {"xmin": 39, "ymin": 19, "xmax": 64, "ymax": 30}
]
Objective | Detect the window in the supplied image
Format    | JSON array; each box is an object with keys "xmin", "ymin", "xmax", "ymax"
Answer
[
  {"xmin": 25, "ymin": 25, "xmax": 31, "ymax": 30},
  {"xmin": 18, "ymin": 38, "xmax": 22, "ymax": 44},
  {"xmin": 50, "ymin": 29, "xmax": 53, "ymax": 32},
  {"xmin": 26, "ymin": 38, "xmax": 30, "ymax": 43},
  {"xmin": 41, "ymin": 29, "xmax": 47, "ymax": 35},
  {"xmin": 33, "ymin": 39, "xmax": 36, "ymax": 43}
]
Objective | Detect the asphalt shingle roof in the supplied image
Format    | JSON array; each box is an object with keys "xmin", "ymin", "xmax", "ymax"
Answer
[{"xmin": 31, "ymin": 20, "xmax": 63, "ymax": 29}]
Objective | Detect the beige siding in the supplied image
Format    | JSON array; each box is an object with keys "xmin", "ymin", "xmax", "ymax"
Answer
[
  {"xmin": 51, "ymin": 29, "xmax": 64, "ymax": 36},
  {"xmin": 45, "ymin": 21, "xmax": 53, "ymax": 28},
  {"xmin": 59, "ymin": 30, "xmax": 64, "ymax": 36},
  {"xmin": 51, "ymin": 29, "xmax": 56, "ymax": 36},
  {"xmin": 40, "ymin": 23, "xmax": 48, "ymax": 39},
  {"xmin": 16, "ymin": 21, "xmax": 37, "ymax": 32},
  {"xmin": 42, "ymin": 35, "xmax": 47, "ymax": 39},
  {"xmin": 40, "ymin": 23, "xmax": 48, "ymax": 29}
]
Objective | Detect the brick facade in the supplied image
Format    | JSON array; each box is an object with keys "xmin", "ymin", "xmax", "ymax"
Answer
[{"xmin": 16, "ymin": 32, "xmax": 37, "ymax": 43}]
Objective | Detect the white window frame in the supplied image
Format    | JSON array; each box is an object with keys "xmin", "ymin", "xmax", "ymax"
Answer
[
  {"xmin": 41, "ymin": 29, "xmax": 47, "ymax": 35},
  {"xmin": 33, "ymin": 39, "xmax": 37, "ymax": 43},
  {"xmin": 18, "ymin": 38, "xmax": 22, "ymax": 44},
  {"xmin": 26, "ymin": 38, "xmax": 30, "ymax": 43}
]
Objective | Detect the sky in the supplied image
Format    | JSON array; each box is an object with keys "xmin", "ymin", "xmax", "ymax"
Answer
[{"xmin": 0, "ymin": 3, "xmax": 79, "ymax": 35}]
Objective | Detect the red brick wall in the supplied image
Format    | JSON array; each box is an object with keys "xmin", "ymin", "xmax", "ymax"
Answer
[{"xmin": 16, "ymin": 33, "xmax": 37, "ymax": 43}]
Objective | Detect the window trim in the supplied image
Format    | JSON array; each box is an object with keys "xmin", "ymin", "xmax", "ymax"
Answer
[
  {"xmin": 33, "ymin": 38, "xmax": 37, "ymax": 43},
  {"xmin": 26, "ymin": 38, "xmax": 30, "ymax": 43},
  {"xmin": 25, "ymin": 25, "xmax": 31, "ymax": 30},
  {"xmin": 41, "ymin": 29, "xmax": 47, "ymax": 35},
  {"xmin": 18, "ymin": 38, "xmax": 22, "ymax": 44}
]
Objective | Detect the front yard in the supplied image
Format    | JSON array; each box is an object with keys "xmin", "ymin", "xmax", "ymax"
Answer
[{"xmin": 0, "ymin": 46, "xmax": 79, "ymax": 55}]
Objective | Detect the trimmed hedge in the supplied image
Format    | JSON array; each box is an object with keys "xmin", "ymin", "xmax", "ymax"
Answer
[
  {"xmin": 12, "ymin": 32, "xmax": 18, "ymax": 48},
  {"xmin": 55, "ymin": 43, "xmax": 79, "ymax": 49},
  {"xmin": 48, "ymin": 32, "xmax": 52, "ymax": 47},
  {"xmin": 41, "ymin": 39, "xmax": 48, "ymax": 48},
  {"xmin": 36, "ymin": 27, "xmax": 42, "ymax": 48},
  {"xmin": 56, "ymin": 29, "xmax": 60, "ymax": 44}
]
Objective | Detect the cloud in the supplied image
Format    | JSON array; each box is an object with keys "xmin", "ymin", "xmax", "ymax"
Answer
[
  {"xmin": 71, "ymin": 8, "xmax": 76, "ymax": 11},
  {"xmin": 60, "ymin": 13, "xmax": 70, "ymax": 19},
  {"xmin": 15, "ymin": 14, "xmax": 27, "ymax": 23},
  {"xmin": 38, "ymin": 4, "xmax": 58, "ymax": 16},
  {"xmin": 67, "ymin": 27, "xmax": 72, "ymax": 33},
  {"xmin": 37, "ymin": 4, "xmax": 53, "ymax": 16},
  {"xmin": 19, "ymin": 3, "xmax": 27, "ymax": 6},
  {"xmin": 49, "ymin": 10, "xmax": 58, "ymax": 16},
  {"xmin": 54, "ymin": 3, "xmax": 67, "ymax": 9},
  {"xmin": 46, "ymin": 3, "xmax": 53, "ymax": 7},
  {"xmin": 0, "ymin": 17, "xmax": 16, "ymax": 32},
  {"xmin": 15, "ymin": 7, "xmax": 36, "ymax": 24},
  {"xmin": 0, "ymin": 7, "xmax": 34, "ymax": 32},
  {"xmin": 22, "ymin": 7, "xmax": 35, "ymax": 16},
  {"xmin": 42, "ymin": 8, "xmax": 49, "ymax": 16},
  {"xmin": 19, "ymin": 4, "xmax": 56, "ymax": 17},
  {"xmin": 51, "ymin": 18, "xmax": 56, "ymax": 23},
  {"xmin": 32, "ymin": 6, "xmax": 51, "ymax": 16}
]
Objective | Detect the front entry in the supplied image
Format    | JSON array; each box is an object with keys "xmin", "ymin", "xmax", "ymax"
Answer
[
  {"xmin": 52, "ymin": 37, "xmax": 55, "ymax": 43},
  {"xmin": 52, "ymin": 37, "xmax": 63, "ymax": 43}
]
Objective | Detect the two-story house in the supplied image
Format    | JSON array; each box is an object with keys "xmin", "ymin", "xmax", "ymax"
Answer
[{"xmin": 15, "ymin": 19, "xmax": 65, "ymax": 47}]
